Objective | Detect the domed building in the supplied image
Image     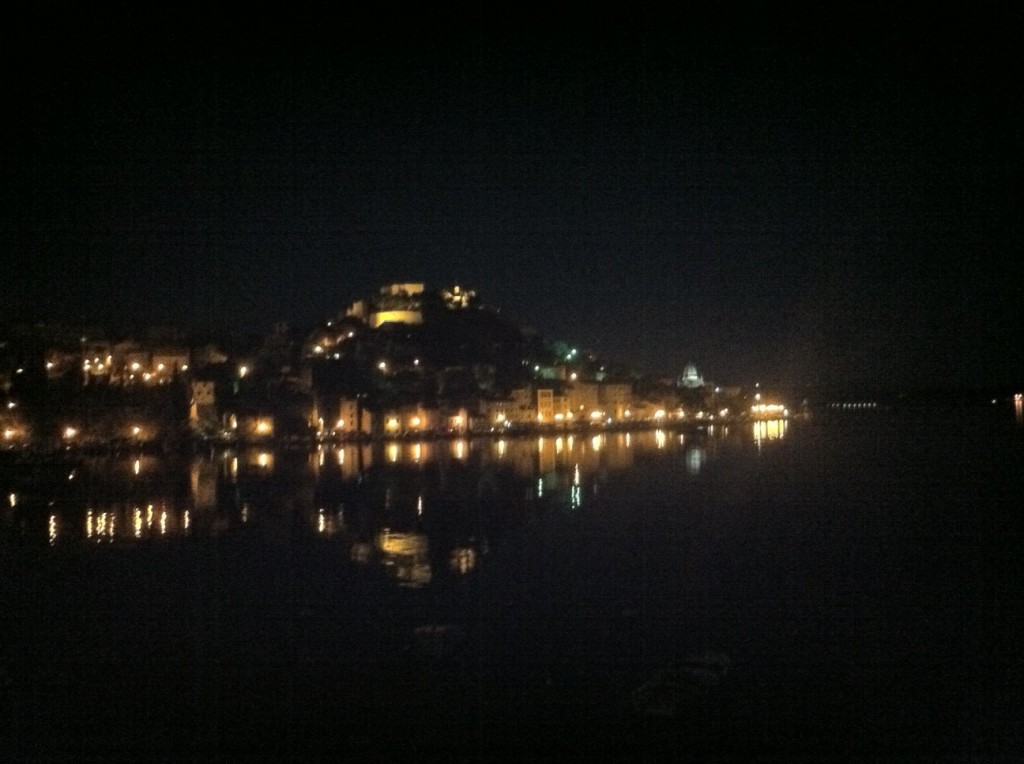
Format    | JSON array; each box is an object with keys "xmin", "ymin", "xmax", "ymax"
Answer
[{"xmin": 678, "ymin": 363, "xmax": 705, "ymax": 389}]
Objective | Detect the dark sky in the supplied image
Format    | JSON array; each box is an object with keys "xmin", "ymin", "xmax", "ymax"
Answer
[{"xmin": 3, "ymin": 8, "xmax": 1021, "ymax": 387}]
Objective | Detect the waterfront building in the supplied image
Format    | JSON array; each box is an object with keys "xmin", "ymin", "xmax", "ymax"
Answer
[
  {"xmin": 600, "ymin": 381, "xmax": 634, "ymax": 420},
  {"xmin": 337, "ymin": 398, "xmax": 372, "ymax": 436},
  {"xmin": 189, "ymin": 380, "xmax": 217, "ymax": 433},
  {"xmin": 568, "ymin": 381, "xmax": 600, "ymax": 417}
]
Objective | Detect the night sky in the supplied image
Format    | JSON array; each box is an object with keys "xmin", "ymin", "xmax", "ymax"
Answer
[{"xmin": 3, "ymin": 9, "xmax": 1021, "ymax": 387}]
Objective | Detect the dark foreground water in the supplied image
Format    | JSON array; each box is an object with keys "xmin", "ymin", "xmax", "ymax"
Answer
[{"xmin": 2, "ymin": 412, "xmax": 1022, "ymax": 760}]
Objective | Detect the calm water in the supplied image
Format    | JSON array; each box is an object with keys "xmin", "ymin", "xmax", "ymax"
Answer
[{"xmin": 2, "ymin": 413, "xmax": 1021, "ymax": 759}]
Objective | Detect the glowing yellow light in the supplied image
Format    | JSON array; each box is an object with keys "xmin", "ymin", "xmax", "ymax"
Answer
[
  {"xmin": 386, "ymin": 417, "xmax": 399, "ymax": 432},
  {"xmin": 753, "ymin": 418, "xmax": 788, "ymax": 443},
  {"xmin": 591, "ymin": 434, "xmax": 603, "ymax": 451},
  {"xmin": 157, "ymin": 363, "xmax": 165, "ymax": 372},
  {"xmin": 313, "ymin": 345, "xmax": 324, "ymax": 354},
  {"xmin": 8, "ymin": 493, "xmax": 16, "ymax": 508},
  {"xmin": 387, "ymin": 443, "xmax": 399, "ymax": 462},
  {"xmin": 450, "ymin": 547, "xmax": 476, "ymax": 574},
  {"xmin": 410, "ymin": 416, "xmax": 421, "ymax": 428},
  {"xmin": 63, "ymin": 426, "xmax": 78, "ymax": 440},
  {"xmin": 537, "ymin": 413, "xmax": 544, "ymax": 422},
  {"xmin": 131, "ymin": 426, "xmax": 141, "ymax": 436},
  {"xmin": 257, "ymin": 452, "xmax": 271, "ymax": 468},
  {"xmin": 130, "ymin": 362, "xmax": 141, "ymax": 371},
  {"xmin": 453, "ymin": 415, "xmax": 463, "ymax": 425},
  {"xmin": 239, "ymin": 365, "xmax": 249, "ymax": 378},
  {"xmin": 133, "ymin": 459, "xmax": 140, "ymax": 475},
  {"xmin": 134, "ymin": 508, "xmax": 143, "ymax": 538},
  {"xmin": 336, "ymin": 418, "xmax": 345, "ymax": 429},
  {"xmin": 3, "ymin": 429, "xmax": 15, "ymax": 440},
  {"xmin": 495, "ymin": 412, "xmax": 506, "ymax": 424},
  {"xmin": 653, "ymin": 409, "xmax": 666, "ymax": 420},
  {"xmin": 48, "ymin": 514, "xmax": 57, "ymax": 545},
  {"xmin": 590, "ymin": 410, "xmax": 602, "ymax": 420}
]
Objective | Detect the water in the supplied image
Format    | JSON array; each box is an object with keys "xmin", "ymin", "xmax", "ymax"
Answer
[{"xmin": 2, "ymin": 414, "xmax": 1021, "ymax": 759}]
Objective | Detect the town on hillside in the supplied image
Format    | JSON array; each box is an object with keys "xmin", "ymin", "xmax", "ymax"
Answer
[{"xmin": 1, "ymin": 283, "xmax": 786, "ymax": 450}]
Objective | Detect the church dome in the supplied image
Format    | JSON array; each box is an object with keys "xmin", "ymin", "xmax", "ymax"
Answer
[{"xmin": 679, "ymin": 363, "xmax": 705, "ymax": 389}]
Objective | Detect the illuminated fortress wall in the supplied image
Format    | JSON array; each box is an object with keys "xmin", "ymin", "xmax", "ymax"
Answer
[{"xmin": 370, "ymin": 309, "xmax": 423, "ymax": 328}]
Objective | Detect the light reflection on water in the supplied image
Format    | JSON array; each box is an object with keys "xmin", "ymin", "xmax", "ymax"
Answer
[
  {"xmin": 753, "ymin": 418, "xmax": 788, "ymax": 446},
  {"xmin": 3, "ymin": 413, "xmax": 1021, "ymax": 758},
  {"xmin": 2, "ymin": 426, "xmax": 775, "ymax": 583}
]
